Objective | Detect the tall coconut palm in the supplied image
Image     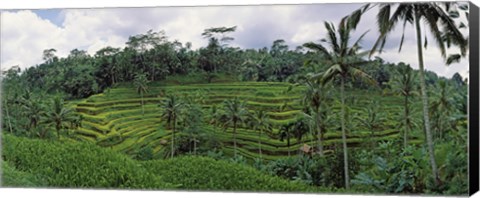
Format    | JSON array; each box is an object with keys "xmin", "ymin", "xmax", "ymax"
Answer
[
  {"xmin": 297, "ymin": 75, "xmax": 332, "ymax": 156},
  {"xmin": 430, "ymin": 80, "xmax": 455, "ymax": 140},
  {"xmin": 209, "ymin": 104, "xmax": 221, "ymax": 132},
  {"xmin": 303, "ymin": 13, "xmax": 375, "ymax": 189},
  {"xmin": 21, "ymin": 98, "xmax": 45, "ymax": 131},
  {"xmin": 369, "ymin": 2, "xmax": 468, "ymax": 185},
  {"xmin": 248, "ymin": 110, "xmax": 272, "ymax": 160},
  {"xmin": 303, "ymin": 107, "xmax": 328, "ymax": 156},
  {"xmin": 279, "ymin": 122, "xmax": 295, "ymax": 157},
  {"xmin": 43, "ymin": 97, "xmax": 75, "ymax": 140},
  {"xmin": 355, "ymin": 100, "xmax": 386, "ymax": 147},
  {"xmin": 161, "ymin": 94, "xmax": 183, "ymax": 158},
  {"xmin": 222, "ymin": 98, "xmax": 248, "ymax": 158},
  {"xmin": 3, "ymin": 96, "xmax": 14, "ymax": 133},
  {"xmin": 134, "ymin": 72, "xmax": 149, "ymax": 116},
  {"xmin": 181, "ymin": 103, "xmax": 204, "ymax": 155},
  {"xmin": 389, "ymin": 63, "xmax": 418, "ymax": 149}
]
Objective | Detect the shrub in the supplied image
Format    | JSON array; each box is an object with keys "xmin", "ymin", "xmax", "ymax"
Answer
[
  {"xmin": 264, "ymin": 154, "xmax": 352, "ymax": 188},
  {"xmin": 1, "ymin": 161, "xmax": 45, "ymax": 187},
  {"xmin": 142, "ymin": 156, "xmax": 329, "ymax": 192},
  {"xmin": 133, "ymin": 145, "xmax": 154, "ymax": 161},
  {"xmin": 2, "ymin": 134, "xmax": 175, "ymax": 189},
  {"xmin": 350, "ymin": 141, "xmax": 468, "ymax": 195}
]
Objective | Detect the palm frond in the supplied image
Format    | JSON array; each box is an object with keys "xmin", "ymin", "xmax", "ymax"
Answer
[
  {"xmin": 349, "ymin": 67, "xmax": 377, "ymax": 87},
  {"xmin": 307, "ymin": 72, "xmax": 325, "ymax": 82},
  {"xmin": 446, "ymin": 54, "xmax": 462, "ymax": 65},
  {"xmin": 422, "ymin": 7, "xmax": 447, "ymax": 58},
  {"xmin": 321, "ymin": 64, "xmax": 342, "ymax": 85},
  {"xmin": 303, "ymin": 42, "xmax": 332, "ymax": 60},
  {"xmin": 348, "ymin": 9, "xmax": 363, "ymax": 30},
  {"xmin": 377, "ymin": 4, "xmax": 392, "ymax": 34},
  {"xmin": 349, "ymin": 30, "xmax": 370, "ymax": 55},
  {"xmin": 432, "ymin": 3, "xmax": 468, "ymax": 56},
  {"xmin": 370, "ymin": 4, "xmax": 391, "ymax": 57},
  {"xmin": 324, "ymin": 22, "xmax": 340, "ymax": 54}
]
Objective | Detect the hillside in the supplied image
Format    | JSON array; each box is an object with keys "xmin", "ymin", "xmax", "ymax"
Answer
[
  {"xmin": 1, "ymin": 134, "xmax": 325, "ymax": 192},
  {"xmin": 70, "ymin": 80, "xmax": 423, "ymax": 160}
]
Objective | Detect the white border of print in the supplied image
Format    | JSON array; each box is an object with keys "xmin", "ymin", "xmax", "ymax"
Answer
[{"xmin": 0, "ymin": 1, "xmax": 478, "ymax": 198}]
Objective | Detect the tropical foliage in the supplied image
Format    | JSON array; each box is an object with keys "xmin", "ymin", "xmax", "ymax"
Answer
[{"xmin": 0, "ymin": 2, "xmax": 469, "ymax": 196}]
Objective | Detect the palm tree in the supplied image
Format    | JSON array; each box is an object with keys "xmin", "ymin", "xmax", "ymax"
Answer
[
  {"xmin": 21, "ymin": 98, "xmax": 45, "ymax": 131},
  {"xmin": 249, "ymin": 110, "xmax": 272, "ymax": 160},
  {"xmin": 222, "ymin": 98, "xmax": 248, "ymax": 158},
  {"xmin": 303, "ymin": 15, "xmax": 375, "ymax": 189},
  {"xmin": 430, "ymin": 80, "xmax": 455, "ymax": 140},
  {"xmin": 303, "ymin": 107, "xmax": 327, "ymax": 156},
  {"xmin": 43, "ymin": 97, "xmax": 75, "ymax": 140},
  {"xmin": 279, "ymin": 123, "xmax": 295, "ymax": 157},
  {"xmin": 161, "ymin": 94, "xmax": 183, "ymax": 158},
  {"xmin": 389, "ymin": 63, "xmax": 418, "ymax": 149},
  {"xmin": 3, "ymin": 95, "xmax": 14, "ymax": 133},
  {"xmin": 134, "ymin": 72, "xmax": 149, "ymax": 116},
  {"xmin": 354, "ymin": 100, "xmax": 385, "ymax": 147},
  {"xmin": 209, "ymin": 104, "xmax": 220, "ymax": 132},
  {"xmin": 369, "ymin": 2, "xmax": 468, "ymax": 185},
  {"xmin": 297, "ymin": 75, "xmax": 332, "ymax": 156},
  {"xmin": 181, "ymin": 103, "xmax": 204, "ymax": 155}
]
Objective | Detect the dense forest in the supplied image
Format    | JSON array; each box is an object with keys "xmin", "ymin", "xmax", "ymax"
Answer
[{"xmin": 1, "ymin": 2, "xmax": 470, "ymax": 195}]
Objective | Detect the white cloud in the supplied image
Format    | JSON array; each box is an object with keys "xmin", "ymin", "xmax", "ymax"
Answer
[
  {"xmin": 1, "ymin": 11, "xmax": 62, "ymax": 70},
  {"xmin": 291, "ymin": 22, "xmax": 325, "ymax": 44},
  {"xmin": 0, "ymin": 3, "xmax": 470, "ymax": 78}
]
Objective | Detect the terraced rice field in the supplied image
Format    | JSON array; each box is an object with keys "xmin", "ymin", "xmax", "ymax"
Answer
[{"xmin": 71, "ymin": 82, "xmax": 422, "ymax": 160}]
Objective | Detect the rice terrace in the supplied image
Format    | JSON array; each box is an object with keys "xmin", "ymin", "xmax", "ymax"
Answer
[
  {"xmin": 0, "ymin": 2, "xmax": 471, "ymax": 196},
  {"xmin": 73, "ymin": 80, "xmax": 411, "ymax": 159}
]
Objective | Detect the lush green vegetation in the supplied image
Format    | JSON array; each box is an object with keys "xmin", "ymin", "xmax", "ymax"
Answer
[
  {"xmin": 142, "ymin": 156, "xmax": 328, "ymax": 192},
  {"xmin": 2, "ymin": 134, "xmax": 174, "ymax": 189},
  {"xmin": 1, "ymin": 161, "xmax": 45, "ymax": 187},
  {"xmin": 2, "ymin": 134, "xmax": 328, "ymax": 192},
  {"xmin": 1, "ymin": 2, "xmax": 469, "ymax": 196}
]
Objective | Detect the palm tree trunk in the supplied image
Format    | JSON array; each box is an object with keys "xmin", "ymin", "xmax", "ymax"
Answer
[
  {"xmin": 112, "ymin": 69, "xmax": 116, "ymax": 85},
  {"xmin": 152, "ymin": 67, "xmax": 156, "ymax": 81},
  {"xmin": 287, "ymin": 137, "xmax": 291, "ymax": 157},
  {"xmin": 317, "ymin": 123, "xmax": 324, "ymax": 157},
  {"xmin": 4, "ymin": 100, "xmax": 13, "ymax": 133},
  {"xmin": 233, "ymin": 120, "xmax": 237, "ymax": 158},
  {"xmin": 56, "ymin": 125, "xmax": 61, "ymax": 140},
  {"xmin": 258, "ymin": 128, "xmax": 263, "ymax": 159},
  {"xmin": 40, "ymin": 128, "xmax": 47, "ymax": 139},
  {"xmin": 194, "ymin": 136, "xmax": 197, "ymax": 155},
  {"xmin": 415, "ymin": 11, "xmax": 439, "ymax": 186},
  {"xmin": 370, "ymin": 126, "xmax": 375, "ymax": 148},
  {"xmin": 340, "ymin": 76, "xmax": 350, "ymax": 189},
  {"xmin": 404, "ymin": 94, "xmax": 409, "ymax": 150},
  {"xmin": 111, "ymin": 67, "xmax": 116, "ymax": 85},
  {"xmin": 171, "ymin": 116, "xmax": 176, "ymax": 158},
  {"xmin": 141, "ymin": 92, "xmax": 145, "ymax": 116}
]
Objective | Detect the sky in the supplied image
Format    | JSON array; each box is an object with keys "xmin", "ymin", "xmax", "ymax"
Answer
[{"xmin": 0, "ymin": 2, "xmax": 470, "ymax": 79}]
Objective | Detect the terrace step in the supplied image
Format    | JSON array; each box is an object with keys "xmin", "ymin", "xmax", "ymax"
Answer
[{"xmin": 72, "ymin": 81, "xmax": 418, "ymax": 161}]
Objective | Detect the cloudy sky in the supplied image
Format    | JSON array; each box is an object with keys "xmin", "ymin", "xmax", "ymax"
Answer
[{"xmin": 0, "ymin": 2, "xmax": 470, "ymax": 78}]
